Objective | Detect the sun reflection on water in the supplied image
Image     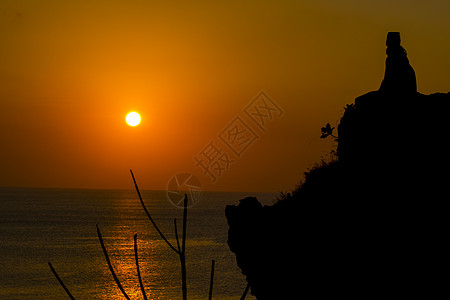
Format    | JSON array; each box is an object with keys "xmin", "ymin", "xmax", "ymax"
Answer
[
  {"xmin": 0, "ymin": 188, "xmax": 259, "ymax": 299},
  {"xmin": 96, "ymin": 193, "xmax": 187, "ymax": 299},
  {"xmin": 43, "ymin": 190, "xmax": 256, "ymax": 299}
]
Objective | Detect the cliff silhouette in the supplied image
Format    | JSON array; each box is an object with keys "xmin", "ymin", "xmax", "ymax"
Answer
[{"xmin": 226, "ymin": 33, "xmax": 450, "ymax": 299}]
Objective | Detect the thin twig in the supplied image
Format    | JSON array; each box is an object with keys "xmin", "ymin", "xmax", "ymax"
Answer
[
  {"xmin": 130, "ymin": 169, "xmax": 180, "ymax": 254},
  {"xmin": 96, "ymin": 225, "xmax": 130, "ymax": 300},
  {"xmin": 182, "ymin": 194, "xmax": 187, "ymax": 256},
  {"xmin": 130, "ymin": 170, "xmax": 190, "ymax": 299},
  {"xmin": 240, "ymin": 283, "xmax": 250, "ymax": 300},
  {"xmin": 208, "ymin": 260, "xmax": 215, "ymax": 300},
  {"xmin": 180, "ymin": 194, "xmax": 188, "ymax": 300},
  {"xmin": 48, "ymin": 262, "xmax": 76, "ymax": 300},
  {"xmin": 174, "ymin": 218, "xmax": 181, "ymax": 253},
  {"xmin": 134, "ymin": 234, "xmax": 148, "ymax": 300}
]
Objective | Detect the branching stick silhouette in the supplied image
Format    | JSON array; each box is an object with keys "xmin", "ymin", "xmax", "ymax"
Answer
[{"xmin": 130, "ymin": 169, "xmax": 188, "ymax": 300}]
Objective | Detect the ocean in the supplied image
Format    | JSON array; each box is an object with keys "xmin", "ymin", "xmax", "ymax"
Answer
[{"xmin": 0, "ymin": 187, "xmax": 277, "ymax": 299}]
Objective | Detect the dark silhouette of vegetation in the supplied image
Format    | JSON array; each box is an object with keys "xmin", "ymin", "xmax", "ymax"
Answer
[
  {"xmin": 96, "ymin": 225, "xmax": 131, "ymax": 300},
  {"xmin": 208, "ymin": 259, "xmax": 215, "ymax": 300},
  {"xmin": 320, "ymin": 123, "xmax": 336, "ymax": 139},
  {"xmin": 240, "ymin": 283, "xmax": 250, "ymax": 300},
  {"xmin": 49, "ymin": 170, "xmax": 227, "ymax": 299},
  {"xmin": 131, "ymin": 169, "xmax": 189, "ymax": 299},
  {"xmin": 134, "ymin": 233, "xmax": 148, "ymax": 300},
  {"xmin": 48, "ymin": 262, "xmax": 75, "ymax": 300}
]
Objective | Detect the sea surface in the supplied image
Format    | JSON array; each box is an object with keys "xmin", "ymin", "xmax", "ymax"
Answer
[{"xmin": 0, "ymin": 187, "xmax": 277, "ymax": 299}]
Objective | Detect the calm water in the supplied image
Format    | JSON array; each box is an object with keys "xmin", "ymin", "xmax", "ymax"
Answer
[{"xmin": 0, "ymin": 187, "xmax": 277, "ymax": 299}]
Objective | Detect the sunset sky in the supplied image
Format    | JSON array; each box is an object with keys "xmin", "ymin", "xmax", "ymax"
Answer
[{"xmin": 1, "ymin": 0, "xmax": 449, "ymax": 192}]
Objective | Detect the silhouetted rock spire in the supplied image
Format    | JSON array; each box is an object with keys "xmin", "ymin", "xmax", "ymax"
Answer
[
  {"xmin": 379, "ymin": 32, "xmax": 417, "ymax": 95},
  {"xmin": 226, "ymin": 32, "xmax": 449, "ymax": 299}
]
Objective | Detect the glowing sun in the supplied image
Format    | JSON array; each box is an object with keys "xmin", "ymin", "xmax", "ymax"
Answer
[{"xmin": 126, "ymin": 112, "xmax": 141, "ymax": 126}]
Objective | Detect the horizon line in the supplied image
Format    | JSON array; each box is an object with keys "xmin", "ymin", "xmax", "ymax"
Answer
[{"xmin": 0, "ymin": 185, "xmax": 278, "ymax": 195}]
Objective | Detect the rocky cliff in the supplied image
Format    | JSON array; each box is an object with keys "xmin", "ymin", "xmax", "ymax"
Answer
[{"xmin": 226, "ymin": 33, "xmax": 450, "ymax": 299}]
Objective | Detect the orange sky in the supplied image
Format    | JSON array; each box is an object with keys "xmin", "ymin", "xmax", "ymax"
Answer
[{"xmin": 1, "ymin": 0, "xmax": 449, "ymax": 192}]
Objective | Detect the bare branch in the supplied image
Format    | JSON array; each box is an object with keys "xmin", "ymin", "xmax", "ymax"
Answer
[
  {"xmin": 134, "ymin": 234, "xmax": 148, "ymax": 300},
  {"xmin": 96, "ymin": 225, "xmax": 130, "ymax": 300},
  {"xmin": 181, "ymin": 194, "xmax": 188, "ymax": 256},
  {"xmin": 174, "ymin": 218, "xmax": 181, "ymax": 253},
  {"xmin": 240, "ymin": 283, "xmax": 250, "ymax": 300},
  {"xmin": 48, "ymin": 262, "xmax": 76, "ymax": 300},
  {"xmin": 208, "ymin": 260, "xmax": 215, "ymax": 300},
  {"xmin": 180, "ymin": 194, "xmax": 188, "ymax": 300},
  {"xmin": 130, "ymin": 169, "xmax": 180, "ymax": 254}
]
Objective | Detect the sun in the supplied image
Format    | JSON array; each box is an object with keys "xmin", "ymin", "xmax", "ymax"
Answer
[{"xmin": 126, "ymin": 112, "xmax": 141, "ymax": 126}]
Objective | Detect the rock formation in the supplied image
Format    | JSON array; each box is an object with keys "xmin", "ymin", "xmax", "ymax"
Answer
[
  {"xmin": 379, "ymin": 32, "xmax": 417, "ymax": 96},
  {"xmin": 226, "ymin": 33, "xmax": 450, "ymax": 299}
]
